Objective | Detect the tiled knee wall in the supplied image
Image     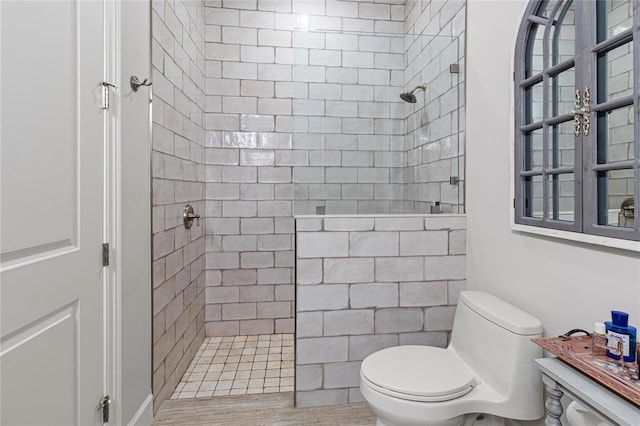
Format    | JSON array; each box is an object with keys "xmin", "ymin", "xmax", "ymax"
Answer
[{"xmin": 295, "ymin": 214, "xmax": 466, "ymax": 407}]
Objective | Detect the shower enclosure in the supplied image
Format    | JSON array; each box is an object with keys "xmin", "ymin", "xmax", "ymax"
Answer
[
  {"xmin": 291, "ymin": 30, "xmax": 466, "ymax": 408},
  {"xmin": 292, "ymin": 31, "xmax": 463, "ymax": 215},
  {"xmin": 151, "ymin": 0, "xmax": 467, "ymax": 411}
]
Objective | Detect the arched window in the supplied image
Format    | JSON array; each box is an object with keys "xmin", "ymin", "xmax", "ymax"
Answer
[{"xmin": 514, "ymin": 0, "xmax": 639, "ymax": 241}]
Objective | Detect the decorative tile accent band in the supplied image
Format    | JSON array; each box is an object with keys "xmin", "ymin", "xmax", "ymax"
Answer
[{"xmin": 295, "ymin": 214, "xmax": 467, "ymax": 407}]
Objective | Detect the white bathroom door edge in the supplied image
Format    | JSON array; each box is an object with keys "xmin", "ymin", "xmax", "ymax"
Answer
[{"xmin": 103, "ymin": 0, "xmax": 121, "ymax": 424}]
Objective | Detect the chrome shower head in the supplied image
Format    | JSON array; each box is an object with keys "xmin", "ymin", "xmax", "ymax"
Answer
[{"xmin": 400, "ymin": 84, "xmax": 427, "ymax": 103}]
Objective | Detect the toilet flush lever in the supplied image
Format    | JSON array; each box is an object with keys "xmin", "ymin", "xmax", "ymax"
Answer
[
  {"xmin": 183, "ymin": 204, "xmax": 200, "ymax": 229},
  {"xmin": 130, "ymin": 75, "xmax": 152, "ymax": 91}
]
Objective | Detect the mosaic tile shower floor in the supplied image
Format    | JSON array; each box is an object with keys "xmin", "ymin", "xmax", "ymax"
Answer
[{"xmin": 171, "ymin": 334, "xmax": 295, "ymax": 399}]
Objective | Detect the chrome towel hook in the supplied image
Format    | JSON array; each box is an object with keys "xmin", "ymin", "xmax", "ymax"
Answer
[{"xmin": 130, "ymin": 75, "xmax": 152, "ymax": 91}]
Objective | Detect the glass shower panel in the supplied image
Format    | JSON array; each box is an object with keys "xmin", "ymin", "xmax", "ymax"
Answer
[{"xmin": 293, "ymin": 30, "xmax": 461, "ymax": 215}]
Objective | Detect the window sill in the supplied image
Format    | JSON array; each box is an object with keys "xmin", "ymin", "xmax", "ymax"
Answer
[{"xmin": 511, "ymin": 223, "xmax": 640, "ymax": 253}]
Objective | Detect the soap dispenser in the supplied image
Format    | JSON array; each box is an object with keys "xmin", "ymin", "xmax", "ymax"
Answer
[{"xmin": 605, "ymin": 310, "xmax": 637, "ymax": 363}]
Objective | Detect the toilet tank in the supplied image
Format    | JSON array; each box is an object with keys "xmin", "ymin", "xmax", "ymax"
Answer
[{"xmin": 449, "ymin": 291, "xmax": 543, "ymax": 415}]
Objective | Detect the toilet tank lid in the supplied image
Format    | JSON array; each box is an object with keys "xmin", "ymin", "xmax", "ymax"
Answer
[{"xmin": 459, "ymin": 291, "xmax": 543, "ymax": 335}]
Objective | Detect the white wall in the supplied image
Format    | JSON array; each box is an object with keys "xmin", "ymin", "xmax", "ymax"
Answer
[{"xmin": 466, "ymin": 0, "xmax": 640, "ymax": 338}]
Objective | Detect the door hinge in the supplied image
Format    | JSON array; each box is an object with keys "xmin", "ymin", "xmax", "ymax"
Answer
[
  {"xmin": 102, "ymin": 243, "xmax": 109, "ymax": 267},
  {"xmin": 101, "ymin": 81, "xmax": 116, "ymax": 110},
  {"xmin": 97, "ymin": 395, "xmax": 111, "ymax": 423}
]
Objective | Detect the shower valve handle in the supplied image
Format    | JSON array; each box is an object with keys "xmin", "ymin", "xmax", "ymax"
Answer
[{"xmin": 183, "ymin": 204, "xmax": 200, "ymax": 229}]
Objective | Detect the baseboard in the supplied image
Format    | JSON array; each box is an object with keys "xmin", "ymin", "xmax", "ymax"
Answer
[{"xmin": 128, "ymin": 393, "xmax": 153, "ymax": 426}]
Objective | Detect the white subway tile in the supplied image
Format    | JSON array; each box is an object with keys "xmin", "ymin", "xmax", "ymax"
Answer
[
  {"xmin": 308, "ymin": 117, "xmax": 341, "ymax": 133},
  {"xmin": 293, "ymin": 65, "xmax": 326, "ymax": 83},
  {"xmin": 205, "ymin": 113, "xmax": 239, "ymax": 131},
  {"xmin": 342, "ymin": 17, "xmax": 373, "ymax": 33},
  {"xmin": 259, "ymin": 29, "xmax": 291, "ymax": 47},
  {"xmin": 325, "ymin": 33, "xmax": 357, "ymax": 51},
  {"xmin": 297, "ymin": 258, "xmax": 322, "ymax": 285},
  {"xmin": 241, "ymin": 80, "xmax": 274, "ymax": 97},
  {"xmin": 424, "ymin": 255, "xmax": 466, "ymax": 280},
  {"xmin": 308, "ymin": 15, "xmax": 342, "ymax": 31},
  {"xmin": 293, "ymin": 32, "xmax": 325, "ymax": 49},
  {"xmin": 358, "ymin": 3, "xmax": 390, "ymax": 20},
  {"xmin": 343, "ymin": 118, "xmax": 374, "ymax": 134},
  {"xmin": 274, "ymin": 12, "xmax": 297, "ymax": 30},
  {"xmin": 342, "ymin": 51, "xmax": 374, "ymax": 68},
  {"xmin": 424, "ymin": 306, "xmax": 457, "ymax": 331},
  {"xmin": 240, "ymin": 10, "xmax": 274, "ymax": 28},
  {"xmin": 326, "ymin": 0, "xmax": 358, "ymax": 18},
  {"xmin": 399, "ymin": 281, "xmax": 447, "ymax": 307},
  {"xmin": 257, "ymin": 64, "xmax": 292, "ymax": 81},
  {"xmin": 297, "ymin": 312, "xmax": 323, "ymax": 337},
  {"xmin": 240, "ymin": 149, "xmax": 275, "ymax": 166},
  {"xmin": 240, "ymin": 183, "xmax": 274, "ymax": 200},
  {"xmin": 374, "ymin": 20, "xmax": 404, "ymax": 34},
  {"xmin": 343, "ymin": 85, "xmax": 374, "ymax": 102},
  {"xmin": 324, "ymin": 311, "xmax": 373, "ymax": 336},
  {"xmin": 206, "ymin": 77, "xmax": 240, "ymax": 95},
  {"xmin": 325, "ymin": 67, "xmax": 357, "ymax": 84},
  {"xmin": 222, "ymin": 0, "xmax": 257, "ymax": 10},
  {"xmin": 308, "ymin": 83, "xmax": 342, "ymax": 100},
  {"xmin": 222, "ymin": 96, "xmax": 257, "ymax": 114},
  {"xmin": 241, "ymin": 45, "xmax": 275, "ymax": 63},
  {"xmin": 375, "ymin": 308, "xmax": 423, "ymax": 333},
  {"xmin": 358, "ymin": 69, "xmax": 389, "ymax": 86},
  {"xmin": 292, "ymin": 166, "xmax": 324, "ymax": 183},
  {"xmin": 223, "ymin": 62, "xmax": 257, "ymax": 79},
  {"xmin": 350, "ymin": 232, "xmax": 399, "ymax": 256},
  {"xmin": 325, "ymin": 167, "xmax": 357, "ymax": 183},
  {"xmin": 324, "ymin": 258, "xmax": 374, "ymax": 283},
  {"xmin": 297, "ymin": 287, "xmax": 349, "ymax": 313},
  {"xmin": 258, "ymin": 0, "xmax": 291, "ymax": 13},
  {"xmin": 258, "ymin": 200, "xmax": 292, "ymax": 217},
  {"xmin": 293, "ymin": 99, "xmax": 325, "ymax": 116},
  {"xmin": 376, "ymin": 257, "xmax": 423, "ymax": 282},
  {"xmin": 297, "ymin": 232, "xmax": 348, "ymax": 258},
  {"xmin": 309, "ymin": 49, "xmax": 341, "ymax": 67},
  {"xmin": 222, "ymin": 26, "xmax": 257, "ymax": 45},
  {"xmin": 291, "ymin": 0, "xmax": 324, "ymax": 15},
  {"xmin": 275, "ymin": 47, "xmax": 294, "ymax": 64},
  {"xmin": 359, "ymin": 35, "xmax": 390, "ymax": 53},
  {"xmin": 205, "ymin": 24, "xmax": 222, "ymax": 42},
  {"xmin": 258, "ymin": 98, "xmax": 291, "ymax": 115},
  {"xmin": 350, "ymin": 283, "xmax": 398, "ymax": 309},
  {"xmin": 241, "ymin": 217, "xmax": 274, "ymax": 234},
  {"xmin": 449, "ymin": 230, "xmax": 466, "ymax": 255},
  {"xmin": 240, "ymin": 114, "xmax": 275, "ymax": 131},
  {"xmin": 274, "ymin": 81, "xmax": 294, "ymax": 97},
  {"xmin": 326, "ymin": 101, "xmax": 358, "ymax": 117},
  {"xmin": 221, "ymin": 166, "xmax": 257, "ymax": 183}
]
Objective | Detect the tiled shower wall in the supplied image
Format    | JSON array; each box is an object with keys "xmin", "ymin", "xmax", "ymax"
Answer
[
  {"xmin": 202, "ymin": 0, "xmax": 409, "ymax": 336},
  {"xmin": 151, "ymin": 0, "xmax": 207, "ymax": 410},
  {"xmin": 404, "ymin": 0, "xmax": 466, "ymax": 214},
  {"xmin": 203, "ymin": 0, "xmax": 466, "ymax": 338},
  {"xmin": 295, "ymin": 214, "xmax": 467, "ymax": 407}
]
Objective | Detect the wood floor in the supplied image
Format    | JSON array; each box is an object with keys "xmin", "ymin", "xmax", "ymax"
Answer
[{"xmin": 153, "ymin": 392, "xmax": 377, "ymax": 425}]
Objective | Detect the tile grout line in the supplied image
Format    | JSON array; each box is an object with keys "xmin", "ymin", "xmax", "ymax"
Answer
[{"xmin": 171, "ymin": 333, "xmax": 295, "ymax": 399}]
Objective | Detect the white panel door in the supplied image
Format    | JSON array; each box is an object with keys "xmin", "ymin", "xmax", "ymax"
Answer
[{"xmin": 1, "ymin": 1, "xmax": 105, "ymax": 425}]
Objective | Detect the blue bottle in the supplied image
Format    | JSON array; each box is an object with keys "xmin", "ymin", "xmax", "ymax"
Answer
[{"xmin": 605, "ymin": 310, "xmax": 637, "ymax": 363}]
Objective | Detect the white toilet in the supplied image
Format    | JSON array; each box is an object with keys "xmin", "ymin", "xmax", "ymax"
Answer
[{"xmin": 360, "ymin": 291, "xmax": 544, "ymax": 426}]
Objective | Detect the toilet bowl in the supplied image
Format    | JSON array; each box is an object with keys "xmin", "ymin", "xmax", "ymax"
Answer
[{"xmin": 360, "ymin": 291, "xmax": 544, "ymax": 426}]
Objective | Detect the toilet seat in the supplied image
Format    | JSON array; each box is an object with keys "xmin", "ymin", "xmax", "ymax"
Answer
[{"xmin": 361, "ymin": 345, "xmax": 476, "ymax": 402}]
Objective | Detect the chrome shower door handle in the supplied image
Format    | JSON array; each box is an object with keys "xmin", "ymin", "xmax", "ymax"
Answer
[{"xmin": 130, "ymin": 75, "xmax": 152, "ymax": 92}]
